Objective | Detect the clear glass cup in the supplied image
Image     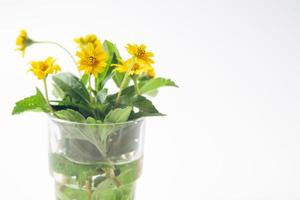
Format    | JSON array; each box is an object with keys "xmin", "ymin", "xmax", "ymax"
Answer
[{"xmin": 48, "ymin": 117, "xmax": 146, "ymax": 200}]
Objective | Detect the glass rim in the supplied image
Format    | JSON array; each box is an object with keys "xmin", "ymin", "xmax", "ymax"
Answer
[{"xmin": 48, "ymin": 115, "xmax": 145, "ymax": 126}]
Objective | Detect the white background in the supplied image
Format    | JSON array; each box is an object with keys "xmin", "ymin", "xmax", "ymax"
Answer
[{"xmin": 0, "ymin": 0, "xmax": 300, "ymax": 199}]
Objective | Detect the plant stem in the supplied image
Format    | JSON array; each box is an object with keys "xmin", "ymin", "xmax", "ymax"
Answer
[
  {"xmin": 88, "ymin": 75, "xmax": 93, "ymax": 102},
  {"xmin": 34, "ymin": 40, "xmax": 79, "ymax": 73},
  {"xmin": 87, "ymin": 75, "xmax": 99, "ymax": 118},
  {"xmin": 43, "ymin": 78, "xmax": 55, "ymax": 115},
  {"xmin": 132, "ymin": 75, "xmax": 140, "ymax": 95},
  {"xmin": 43, "ymin": 78, "xmax": 49, "ymax": 102},
  {"xmin": 86, "ymin": 177, "xmax": 92, "ymax": 200},
  {"xmin": 115, "ymin": 58, "xmax": 135, "ymax": 106},
  {"xmin": 104, "ymin": 168, "xmax": 122, "ymax": 187}
]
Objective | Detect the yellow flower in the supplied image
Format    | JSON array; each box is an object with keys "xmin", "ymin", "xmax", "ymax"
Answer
[
  {"xmin": 113, "ymin": 58, "xmax": 151, "ymax": 76},
  {"xmin": 74, "ymin": 34, "xmax": 101, "ymax": 48},
  {"xmin": 76, "ymin": 43, "xmax": 108, "ymax": 77},
  {"xmin": 16, "ymin": 30, "xmax": 33, "ymax": 57},
  {"xmin": 29, "ymin": 57, "xmax": 61, "ymax": 80},
  {"xmin": 126, "ymin": 44, "xmax": 154, "ymax": 67},
  {"xmin": 147, "ymin": 66, "xmax": 156, "ymax": 78}
]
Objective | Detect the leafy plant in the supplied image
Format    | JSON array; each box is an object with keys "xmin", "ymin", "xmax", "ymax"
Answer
[
  {"xmin": 13, "ymin": 31, "xmax": 177, "ymax": 122},
  {"xmin": 13, "ymin": 30, "xmax": 177, "ymax": 200}
]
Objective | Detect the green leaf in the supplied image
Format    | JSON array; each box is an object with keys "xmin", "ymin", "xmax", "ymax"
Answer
[
  {"xmin": 117, "ymin": 158, "xmax": 141, "ymax": 184},
  {"xmin": 12, "ymin": 88, "xmax": 50, "ymax": 115},
  {"xmin": 56, "ymin": 186, "xmax": 87, "ymax": 200},
  {"xmin": 51, "ymin": 94, "xmax": 97, "ymax": 118},
  {"xmin": 95, "ymin": 40, "xmax": 121, "ymax": 92},
  {"xmin": 121, "ymin": 86, "xmax": 135, "ymax": 96},
  {"xmin": 130, "ymin": 111, "xmax": 165, "ymax": 119},
  {"xmin": 106, "ymin": 86, "xmax": 135, "ymax": 103},
  {"xmin": 139, "ymin": 77, "xmax": 178, "ymax": 94},
  {"xmin": 96, "ymin": 88, "xmax": 108, "ymax": 103},
  {"xmin": 86, "ymin": 117, "xmax": 102, "ymax": 124},
  {"xmin": 120, "ymin": 95, "xmax": 157, "ymax": 113},
  {"xmin": 52, "ymin": 83, "xmax": 65, "ymax": 99},
  {"xmin": 49, "ymin": 153, "xmax": 103, "ymax": 186},
  {"xmin": 103, "ymin": 40, "xmax": 121, "ymax": 61},
  {"xmin": 81, "ymin": 74, "xmax": 89, "ymax": 86},
  {"xmin": 96, "ymin": 178, "xmax": 117, "ymax": 190},
  {"xmin": 144, "ymin": 89, "xmax": 159, "ymax": 97},
  {"xmin": 106, "ymin": 87, "xmax": 163, "ymax": 119},
  {"xmin": 55, "ymin": 109, "xmax": 86, "ymax": 122},
  {"xmin": 112, "ymin": 71, "xmax": 127, "ymax": 88},
  {"xmin": 52, "ymin": 72, "xmax": 90, "ymax": 105},
  {"xmin": 104, "ymin": 107, "xmax": 132, "ymax": 123},
  {"xmin": 95, "ymin": 66, "xmax": 113, "ymax": 92},
  {"xmin": 94, "ymin": 181, "xmax": 134, "ymax": 199},
  {"xmin": 92, "ymin": 103, "xmax": 108, "ymax": 119},
  {"xmin": 51, "ymin": 153, "xmax": 139, "ymax": 199},
  {"xmin": 120, "ymin": 94, "xmax": 164, "ymax": 119},
  {"xmin": 102, "ymin": 40, "xmax": 130, "ymax": 89}
]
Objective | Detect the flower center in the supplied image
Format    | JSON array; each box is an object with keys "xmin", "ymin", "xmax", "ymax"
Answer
[
  {"xmin": 88, "ymin": 56, "xmax": 96, "ymax": 65},
  {"xmin": 132, "ymin": 64, "xmax": 140, "ymax": 71},
  {"xmin": 41, "ymin": 64, "xmax": 48, "ymax": 71},
  {"xmin": 136, "ymin": 48, "xmax": 145, "ymax": 57}
]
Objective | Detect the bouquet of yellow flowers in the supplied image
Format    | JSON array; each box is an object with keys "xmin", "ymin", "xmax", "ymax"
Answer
[
  {"xmin": 12, "ymin": 30, "xmax": 177, "ymax": 200},
  {"xmin": 13, "ymin": 30, "xmax": 177, "ymax": 120}
]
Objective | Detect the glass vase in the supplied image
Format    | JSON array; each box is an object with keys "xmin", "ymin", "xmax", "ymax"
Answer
[{"xmin": 48, "ymin": 117, "xmax": 146, "ymax": 200}]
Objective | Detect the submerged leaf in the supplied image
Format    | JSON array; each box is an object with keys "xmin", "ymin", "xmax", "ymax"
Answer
[{"xmin": 49, "ymin": 153, "xmax": 103, "ymax": 185}]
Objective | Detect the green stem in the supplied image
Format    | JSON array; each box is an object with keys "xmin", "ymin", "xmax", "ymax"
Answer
[
  {"xmin": 87, "ymin": 75, "xmax": 99, "ymax": 118},
  {"xmin": 86, "ymin": 177, "xmax": 92, "ymax": 200},
  {"xmin": 43, "ymin": 78, "xmax": 55, "ymax": 115},
  {"xmin": 34, "ymin": 40, "xmax": 78, "ymax": 72},
  {"xmin": 43, "ymin": 78, "xmax": 49, "ymax": 102},
  {"xmin": 104, "ymin": 168, "xmax": 122, "ymax": 187},
  {"xmin": 115, "ymin": 58, "xmax": 135, "ymax": 106},
  {"xmin": 132, "ymin": 75, "xmax": 140, "ymax": 95},
  {"xmin": 88, "ymin": 75, "xmax": 94, "ymax": 102}
]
